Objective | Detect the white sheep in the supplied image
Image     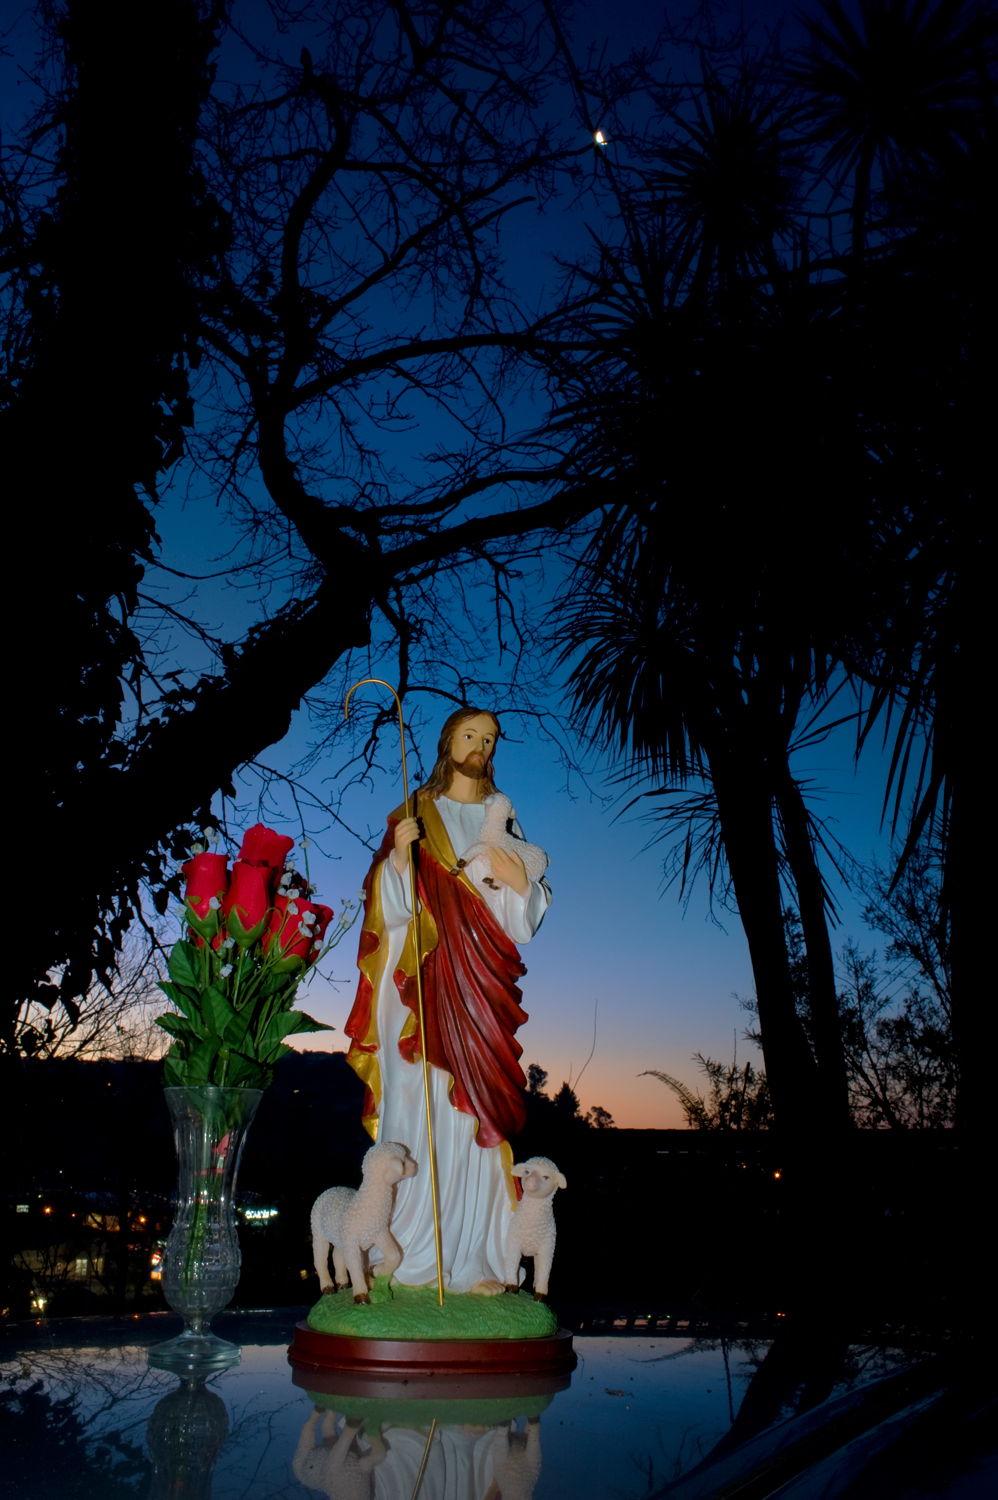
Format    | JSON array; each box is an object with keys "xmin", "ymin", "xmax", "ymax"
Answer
[
  {"xmin": 311, "ymin": 1140, "xmax": 417, "ymax": 1304},
  {"xmin": 452, "ymin": 793, "xmax": 549, "ymax": 891},
  {"xmin": 502, "ymin": 1156, "xmax": 566, "ymax": 1301},
  {"xmin": 491, "ymin": 1419, "xmax": 542, "ymax": 1500},
  {"xmin": 292, "ymin": 1410, "xmax": 388, "ymax": 1500}
]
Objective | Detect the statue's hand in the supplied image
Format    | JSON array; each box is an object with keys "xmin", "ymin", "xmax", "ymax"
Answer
[
  {"xmin": 488, "ymin": 845, "xmax": 529, "ymax": 897},
  {"xmin": 392, "ymin": 817, "xmax": 421, "ymax": 874}
]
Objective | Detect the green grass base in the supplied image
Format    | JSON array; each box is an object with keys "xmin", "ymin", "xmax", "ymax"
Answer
[
  {"xmin": 307, "ymin": 1390, "xmax": 555, "ymax": 1427},
  {"xmin": 306, "ymin": 1278, "xmax": 557, "ymax": 1341}
]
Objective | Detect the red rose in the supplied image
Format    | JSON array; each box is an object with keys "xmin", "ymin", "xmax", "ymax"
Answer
[
  {"xmin": 238, "ymin": 824, "xmax": 295, "ymax": 871},
  {"xmin": 183, "ymin": 852, "xmax": 230, "ymax": 920},
  {"xmin": 222, "ymin": 860, "xmax": 274, "ymax": 946},
  {"xmin": 264, "ymin": 896, "xmax": 334, "ymax": 972}
]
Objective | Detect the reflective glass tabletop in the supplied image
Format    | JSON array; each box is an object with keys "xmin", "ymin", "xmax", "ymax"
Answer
[{"xmin": 2, "ymin": 1308, "xmax": 993, "ymax": 1498}]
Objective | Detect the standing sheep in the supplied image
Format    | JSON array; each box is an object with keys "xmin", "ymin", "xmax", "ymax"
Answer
[
  {"xmin": 502, "ymin": 1156, "xmax": 566, "ymax": 1301},
  {"xmin": 311, "ymin": 1141, "xmax": 417, "ymax": 1304}
]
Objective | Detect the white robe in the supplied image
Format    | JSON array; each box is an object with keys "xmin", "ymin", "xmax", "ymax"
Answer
[{"xmin": 370, "ymin": 796, "xmax": 550, "ymax": 1290}]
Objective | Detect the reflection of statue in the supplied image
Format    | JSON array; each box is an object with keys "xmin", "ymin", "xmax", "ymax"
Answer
[
  {"xmin": 346, "ymin": 709, "xmax": 551, "ymax": 1293},
  {"xmin": 145, "ymin": 1375, "xmax": 228, "ymax": 1500},
  {"xmin": 292, "ymin": 1410, "xmax": 388, "ymax": 1499},
  {"xmin": 491, "ymin": 1418, "xmax": 542, "ymax": 1500},
  {"xmin": 292, "ymin": 1408, "xmax": 543, "ymax": 1500}
]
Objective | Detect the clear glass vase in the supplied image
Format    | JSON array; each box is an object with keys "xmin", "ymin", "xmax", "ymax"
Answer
[
  {"xmin": 149, "ymin": 1086, "xmax": 263, "ymax": 1374},
  {"xmin": 146, "ymin": 1374, "xmax": 229, "ymax": 1499}
]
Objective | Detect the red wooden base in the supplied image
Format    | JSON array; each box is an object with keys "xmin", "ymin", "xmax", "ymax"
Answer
[
  {"xmin": 290, "ymin": 1360, "xmax": 574, "ymax": 1402},
  {"xmin": 287, "ymin": 1321, "xmax": 576, "ymax": 1385}
]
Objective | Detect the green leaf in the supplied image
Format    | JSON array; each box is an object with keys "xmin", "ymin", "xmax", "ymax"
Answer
[
  {"xmin": 162, "ymin": 1051, "xmax": 186, "ymax": 1087},
  {"xmin": 224, "ymin": 1053, "xmax": 268, "ymax": 1089},
  {"xmin": 270, "ymin": 952, "xmax": 307, "ymax": 976},
  {"xmin": 156, "ymin": 1012, "xmax": 197, "ymax": 1042},
  {"xmin": 185, "ymin": 1036, "xmax": 223, "ymax": 1085},
  {"xmin": 168, "ymin": 941, "xmax": 200, "ymax": 989},
  {"xmin": 261, "ymin": 970, "xmax": 297, "ymax": 997},
  {"xmin": 216, "ymin": 1003, "xmax": 254, "ymax": 1055},
  {"xmin": 286, "ymin": 1011, "xmax": 336, "ymax": 1035},
  {"xmin": 157, "ymin": 982, "xmax": 201, "ymax": 1022},
  {"xmin": 202, "ymin": 986, "xmax": 237, "ymax": 1039},
  {"xmin": 259, "ymin": 1011, "xmax": 309, "ymax": 1054}
]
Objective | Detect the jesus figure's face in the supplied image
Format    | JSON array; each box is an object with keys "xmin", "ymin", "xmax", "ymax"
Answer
[{"xmin": 448, "ymin": 713, "xmax": 497, "ymax": 779}]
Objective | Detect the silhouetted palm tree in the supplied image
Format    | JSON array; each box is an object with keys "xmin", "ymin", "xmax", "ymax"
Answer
[
  {"xmin": 790, "ymin": 0, "xmax": 995, "ymax": 1136},
  {"xmin": 789, "ymin": 0, "xmax": 993, "ymax": 250},
  {"xmin": 542, "ymin": 60, "xmax": 868, "ymax": 1136},
  {"xmin": 544, "ymin": 1, "xmax": 994, "ymax": 1145}
]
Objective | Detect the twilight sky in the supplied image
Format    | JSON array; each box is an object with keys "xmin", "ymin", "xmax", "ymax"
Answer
[
  {"xmin": 259, "ymin": 700, "xmax": 896, "ymax": 1131},
  {"xmin": 2, "ymin": 0, "xmax": 901, "ymax": 1126}
]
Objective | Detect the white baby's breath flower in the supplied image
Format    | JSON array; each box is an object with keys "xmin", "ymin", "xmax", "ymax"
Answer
[
  {"xmin": 300, "ymin": 838, "xmax": 312, "ymax": 849},
  {"xmin": 301, "ymin": 909, "xmax": 317, "ymax": 926},
  {"xmin": 191, "ymin": 843, "xmax": 206, "ymax": 855},
  {"xmin": 203, "ymin": 826, "xmax": 219, "ymax": 843},
  {"xmin": 220, "ymin": 963, "xmax": 233, "ymax": 977},
  {"xmin": 222, "ymin": 936, "xmax": 235, "ymax": 950},
  {"xmin": 312, "ymin": 940, "xmax": 322, "ymax": 951},
  {"xmin": 208, "ymin": 896, "xmax": 221, "ymax": 910},
  {"xmin": 287, "ymin": 902, "xmax": 299, "ymax": 915},
  {"xmin": 287, "ymin": 887, "xmax": 301, "ymax": 899}
]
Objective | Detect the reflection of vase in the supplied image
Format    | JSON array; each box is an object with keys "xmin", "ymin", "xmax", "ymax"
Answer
[
  {"xmin": 149, "ymin": 1086, "xmax": 262, "ymax": 1374},
  {"xmin": 146, "ymin": 1375, "xmax": 229, "ymax": 1500}
]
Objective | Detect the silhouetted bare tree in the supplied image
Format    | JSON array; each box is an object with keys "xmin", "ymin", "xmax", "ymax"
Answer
[{"xmin": 1, "ymin": 0, "xmax": 599, "ymax": 1050}]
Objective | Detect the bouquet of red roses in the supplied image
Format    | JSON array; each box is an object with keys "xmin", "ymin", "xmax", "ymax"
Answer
[{"xmin": 157, "ymin": 823, "xmax": 355, "ymax": 1090}]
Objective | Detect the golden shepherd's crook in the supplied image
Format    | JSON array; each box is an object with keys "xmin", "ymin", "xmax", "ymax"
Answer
[{"xmin": 344, "ymin": 679, "xmax": 445, "ymax": 1306}]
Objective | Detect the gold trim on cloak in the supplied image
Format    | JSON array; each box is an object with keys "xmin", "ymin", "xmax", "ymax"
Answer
[{"xmin": 353, "ymin": 796, "xmax": 522, "ymax": 1208}]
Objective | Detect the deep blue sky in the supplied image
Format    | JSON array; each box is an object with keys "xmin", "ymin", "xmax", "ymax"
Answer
[{"xmin": 2, "ymin": 0, "xmax": 905, "ymax": 1125}]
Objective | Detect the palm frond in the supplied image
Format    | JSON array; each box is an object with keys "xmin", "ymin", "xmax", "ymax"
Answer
[{"xmin": 640, "ymin": 1068, "xmax": 709, "ymax": 1126}]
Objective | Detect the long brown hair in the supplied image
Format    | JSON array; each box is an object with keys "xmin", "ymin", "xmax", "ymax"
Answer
[{"xmin": 418, "ymin": 706, "xmax": 500, "ymax": 800}]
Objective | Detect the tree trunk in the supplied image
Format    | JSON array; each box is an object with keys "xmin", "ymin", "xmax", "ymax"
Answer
[
  {"xmin": 775, "ymin": 771, "xmax": 851, "ymax": 1131},
  {"xmin": 710, "ymin": 758, "xmax": 820, "ymax": 1135}
]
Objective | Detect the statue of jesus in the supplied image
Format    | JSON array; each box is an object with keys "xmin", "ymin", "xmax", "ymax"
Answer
[{"xmin": 344, "ymin": 707, "xmax": 551, "ymax": 1294}]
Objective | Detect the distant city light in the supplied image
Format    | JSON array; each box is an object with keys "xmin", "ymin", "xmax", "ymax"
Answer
[
  {"xmin": 243, "ymin": 1207, "xmax": 279, "ymax": 1222},
  {"xmin": 594, "ymin": 130, "xmax": 607, "ymax": 146},
  {"xmin": 43, "ymin": 1206, "xmax": 53, "ymax": 1215},
  {"xmin": 16, "ymin": 1205, "xmax": 28, "ymax": 1214},
  {"xmin": 149, "ymin": 1250, "xmax": 163, "ymax": 1281}
]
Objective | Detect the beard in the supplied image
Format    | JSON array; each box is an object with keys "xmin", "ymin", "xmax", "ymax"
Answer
[{"xmin": 450, "ymin": 751, "xmax": 488, "ymax": 780}]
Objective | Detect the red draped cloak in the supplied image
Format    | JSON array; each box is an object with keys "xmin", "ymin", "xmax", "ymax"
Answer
[{"xmin": 345, "ymin": 796, "xmax": 529, "ymax": 1151}]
